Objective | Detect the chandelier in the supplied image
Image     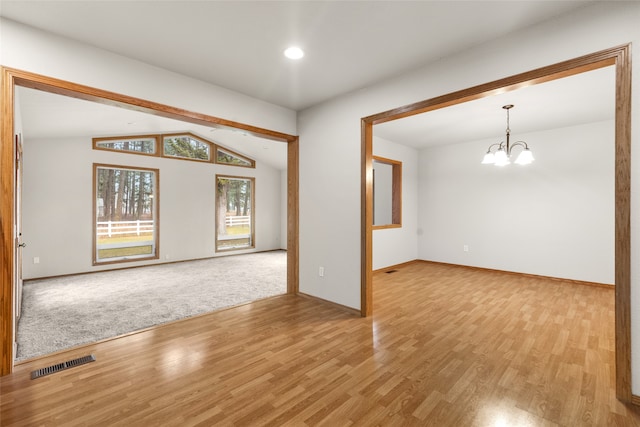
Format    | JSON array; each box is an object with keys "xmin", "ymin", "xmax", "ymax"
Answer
[{"xmin": 481, "ymin": 104, "xmax": 534, "ymax": 166}]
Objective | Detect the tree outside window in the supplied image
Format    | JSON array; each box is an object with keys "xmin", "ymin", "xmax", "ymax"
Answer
[
  {"xmin": 216, "ymin": 175, "xmax": 254, "ymax": 251},
  {"xmin": 94, "ymin": 164, "xmax": 159, "ymax": 263}
]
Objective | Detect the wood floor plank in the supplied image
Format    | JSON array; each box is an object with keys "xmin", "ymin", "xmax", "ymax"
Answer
[{"xmin": 3, "ymin": 262, "xmax": 640, "ymax": 425}]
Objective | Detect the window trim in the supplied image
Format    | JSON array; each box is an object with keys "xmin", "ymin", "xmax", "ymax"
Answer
[
  {"xmin": 215, "ymin": 146, "xmax": 256, "ymax": 168},
  {"xmin": 161, "ymin": 132, "xmax": 213, "ymax": 163},
  {"xmin": 93, "ymin": 132, "xmax": 257, "ymax": 168},
  {"xmin": 372, "ymin": 155, "xmax": 402, "ymax": 229},
  {"xmin": 93, "ymin": 163, "xmax": 160, "ymax": 265},
  {"xmin": 215, "ymin": 174, "xmax": 256, "ymax": 252},
  {"xmin": 93, "ymin": 134, "xmax": 160, "ymax": 157}
]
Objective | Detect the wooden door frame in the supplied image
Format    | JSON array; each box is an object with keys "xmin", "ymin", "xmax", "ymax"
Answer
[
  {"xmin": 0, "ymin": 67, "xmax": 299, "ymax": 376},
  {"xmin": 361, "ymin": 45, "xmax": 632, "ymax": 401}
]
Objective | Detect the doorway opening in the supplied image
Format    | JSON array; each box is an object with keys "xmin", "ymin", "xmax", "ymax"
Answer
[
  {"xmin": 0, "ymin": 67, "xmax": 300, "ymax": 375},
  {"xmin": 361, "ymin": 45, "xmax": 631, "ymax": 401}
]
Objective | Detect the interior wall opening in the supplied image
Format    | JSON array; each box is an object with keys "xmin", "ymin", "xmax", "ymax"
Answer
[
  {"xmin": 361, "ymin": 46, "xmax": 631, "ymax": 401},
  {"xmin": 1, "ymin": 68, "xmax": 299, "ymax": 374}
]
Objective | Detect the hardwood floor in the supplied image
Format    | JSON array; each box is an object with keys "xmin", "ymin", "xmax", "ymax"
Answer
[{"xmin": 2, "ymin": 262, "xmax": 640, "ymax": 426}]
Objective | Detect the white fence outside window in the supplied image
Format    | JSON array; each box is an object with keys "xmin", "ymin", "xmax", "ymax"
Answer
[
  {"xmin": 97, "ymin": 220, "xmax": 155, "ymax": 237},
  {"xmin": 225, "ymin": 216, "xmax": 250, "ymax": 227}
]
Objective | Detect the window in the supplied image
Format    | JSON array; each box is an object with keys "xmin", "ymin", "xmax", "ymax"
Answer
[
  {"xmin": 93, "ymin": 135, "xmax": 158, "ymax": 155},
  {"xmin": 216, "ymin": 147, "xmax": 255, "ymax": 168},
  {"xmin": 93, "ymin": 132, "xmax": 257, "ymax": 169},
  {"xmin": 162, "ymin": 133, "xmax": 211, "ymax": 161},
  {"xmin": 94, "ymin": 164, "xmax": 159, "ymax": 264},
  {"xmin": 216, "ymin": 175, "xmax": 255, "ymax": 251},
  {"xmin": 372, "ymin": 156, "xmax": 402, "ymax": 229}
]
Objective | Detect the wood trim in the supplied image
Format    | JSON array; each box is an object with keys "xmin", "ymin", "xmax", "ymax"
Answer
[
  {"xmin": 93, "ymin": 132, "xmax": 259, "ymax": 169},
  {"xmin": 0, "ymin": 67, "xmax": 299, "ymax": 376},
  {"xmin": 1, "ymin": 67, "xmax": 16, "ymax": 375},
  {"xmin": 373, "ymin": 259, "xmax": 614, "ymax": 289},
  {"xmin": 160, "ymin": 132, "xmax": 215, "ymax": 163},
  {"xmin": 214, "ymin": 145, "xmax": 256, "ymax": 169},
  {"xmin": 92, "ymin": 163, "xmax": 160, "ymax": 265},
  {"xmin": 364, "ymin": 55, "xmax": 617, "ymax": 125},
  {"xmin": 361, "ymin": 120, "xmax": 373, "ymax": 317},
  {"xmin": 372, "ymin": 155, "xmax": 401, "ymax": 165},
  {"xmin": 372, "ymin": 224, "xmax": 402, "ymax": 230},
  {"xmin": 391, "ymin": 158, "xmax": 402, "ymax": 225},
  {"xmin": 287, "ymin": 137, "xmax": 299, "ymax": 294},
  {"xmin": 417, "ymin": 260, "xmax": 615, "ymax": 289},
  {"xmin": 614, "ymin": 44, "xmax": 632, "ymax": 402},
  {"xmin": 632, "ymin": 395, "xmax": 640, "ymax": 407},
  {"xmin": 93, "ymin": 134, "xmax": 161, "ymax": 157},
  {"xmin": 373, "ymin": 259, "xmax": 420, "ymax": 274},
  {"xmin": 372, "ymin": 155, "xmax": 402, "ymax": 228},
  {"xmin": 360, "ymin": 44, "xmax": 632, "ymax": 402},
  {"xmin": 6, "ymin": 67, "xmax": 297, "ymax": 144}
]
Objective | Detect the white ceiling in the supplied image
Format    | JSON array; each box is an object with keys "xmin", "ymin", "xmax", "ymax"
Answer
[
  {"xmin": 16, "ymin": 86, "xmax": 289, "ymax": 171},
  {"xmin": 375, "ymin": 65, "xmax": 616, "ymax": 149},
  {"xmin": 1, "ymin": 0, "xmax": 597, "ymax": 111},
  {"xmin": 5, "ymin": 0, "xmax": 614, "ymax": 162}
]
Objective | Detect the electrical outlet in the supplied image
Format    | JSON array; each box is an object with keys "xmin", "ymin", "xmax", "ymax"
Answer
[
  {"xmin": 33, "ymin": 257, "xmax": 40, "ymax": 264},
  {"xmin": 319, "ymin": 266, "xmax": 325, "ymax": 277},
  {"xmin": 463, "ymin": 245, "xmax": 469, "ymax": 252}
]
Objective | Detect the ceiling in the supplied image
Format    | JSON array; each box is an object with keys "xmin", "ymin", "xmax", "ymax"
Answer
[
  {"xmin": 375, "ymin": 65, "xmax": 616, "ymax": 149},
  {"xmin": 5, "ymin": 1, "xmax": 614, "ymax": 160},
  {"xmin": 16, "ymin": 86, "xmax": 289, "ymax": 171},
  {"xmin": 1, "ymin": 1, "xmax": 598, "ymax": 111}
]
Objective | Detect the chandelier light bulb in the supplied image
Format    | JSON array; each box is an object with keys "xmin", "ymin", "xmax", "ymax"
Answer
[
  {"xmin": 493, "ymin": 149, "xmax": 510, "ymax": 166},
  {"xmin": 481, "ymin": 151, "xmax": 495, "ymax": 164},
  {"xmin": 514, "ymin": 148, "xmax": 535, "ymax": 165}
]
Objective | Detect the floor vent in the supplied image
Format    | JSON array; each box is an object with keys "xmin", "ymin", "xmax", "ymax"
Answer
[
  {"xmin": 31, "ymin": 354, "xmax": 96, "ymax": 380},
  {"xmin": 385, "ymin": 269, "xmax": 398, "ymax": 274}
]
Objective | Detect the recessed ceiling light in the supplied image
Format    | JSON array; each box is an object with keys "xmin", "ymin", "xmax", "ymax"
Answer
[{"xmin": 284, "ymin": 46, "xmax": 304, "ymax": 60}]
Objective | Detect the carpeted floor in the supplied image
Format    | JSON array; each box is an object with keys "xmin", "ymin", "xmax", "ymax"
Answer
[{"xmin": 16, "ymin": 251, "xmax": 287, "ymax": 361}]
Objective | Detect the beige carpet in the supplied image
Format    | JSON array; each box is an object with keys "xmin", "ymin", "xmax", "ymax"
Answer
[{"xmin": 17, "ymin": 251, "xmax": 287, "ymax": 361}]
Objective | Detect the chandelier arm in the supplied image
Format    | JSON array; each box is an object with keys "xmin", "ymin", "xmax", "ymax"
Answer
[
  {"xmin": 508, "ymin": 141, "xmax": 529, "ymax": 154},
  {"xmin": 485, "ymin": 142, "xmax": 503, "ymax": 153},
  {"xmin": 482, "ymin": 105, "xmax": 532, "ymax": 165}
]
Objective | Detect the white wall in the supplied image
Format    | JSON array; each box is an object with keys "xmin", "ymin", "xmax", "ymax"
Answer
[
  {"xmin": 418, "ymin": 121, "xmax": 614, "ymax": 284},
  {"xmin": 22, "ymin": 136, "xmax": 283, "ymax": 278},
  {"xmin": 297, "ymin": 2, "xmax": 640, "ymax": 390},
  {"xmin": 373, "ymin": 136, "xmax": 418, "ymax": 270}
]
